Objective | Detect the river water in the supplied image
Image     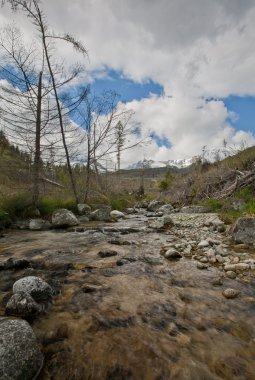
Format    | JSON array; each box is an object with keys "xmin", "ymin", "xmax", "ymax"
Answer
[{"xmin": 0, "ymin": 213, "xmax": 254, "ymax": 380}]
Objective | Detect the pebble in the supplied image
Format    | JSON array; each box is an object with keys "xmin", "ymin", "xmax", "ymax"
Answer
[
  {"xmin": 198, "ymin": 240, "xmax": 210, "ymax": 248},
  {"xmin": 222, "ymin": 288, "xmax": 239, "ymax": 298},
  {"xmin": 197, "ymin": 262, "xmax": 208, "ymax": 270},
  {"xmin": 225, "ymin": 271, "xmax": 237, "ymax": 279}
]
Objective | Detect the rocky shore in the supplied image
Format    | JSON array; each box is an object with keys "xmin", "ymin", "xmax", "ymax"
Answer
[{"xmin": 0, "ymin": 202, "xmax": 254, "ymax": 379}]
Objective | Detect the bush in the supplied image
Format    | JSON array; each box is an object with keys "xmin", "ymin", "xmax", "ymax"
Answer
[
  {"xmin": 0, "ymin": 193, "xmax": 31, "ymax": 220},
  {"xmin": 159, "ymin": 173, "xmax": 174, "ymax": 192},
  {"xmin": 38, "ymin": 196, "xmax": 77, "ymax": 216},
  {"xmin": 201, "ymin": 198, "xmax": 226, "ymax": 212}
]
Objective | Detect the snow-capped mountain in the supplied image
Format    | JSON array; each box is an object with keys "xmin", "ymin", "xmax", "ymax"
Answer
[{"xmin": 127, "ymin": 146, "xmax": 243, "ymax": 170}]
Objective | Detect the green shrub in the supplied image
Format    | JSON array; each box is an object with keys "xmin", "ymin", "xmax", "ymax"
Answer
[
  {"xmin": 201, "ymin": 198, "xmax": 225, "ymax": 211},
  {"xmin": 159, "ymin": 173, "xmax": 174, "ymax": 191},
  {"xmin": 0, "ymin": 193, "xmax": 31, "ymax": 220},
  {"xmin": 38, "ymin": 196, "xmax": 77, "ymax": 216},
  {"xmin": 108, "ymin": 194, "xmax": 136, "ymax": 210},
  {"xmin": 235, "ymin": 188, "xmax": 253, "ymax": 202}
]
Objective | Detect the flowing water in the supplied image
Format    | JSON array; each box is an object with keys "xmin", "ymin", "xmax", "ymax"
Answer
[{"xmin": 0, "ymin": 214, "xmax": 254, "ymax": 380}]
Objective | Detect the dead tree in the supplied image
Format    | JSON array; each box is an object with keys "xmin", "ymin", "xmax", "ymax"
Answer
[{"xmin": 2, "ymin": 0, "xmax": 88, "ymax": 205}]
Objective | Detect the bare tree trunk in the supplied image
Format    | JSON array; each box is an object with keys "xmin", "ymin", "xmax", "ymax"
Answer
[
  {"xmin": 35, "ymin": 4, "xmax": 79, "ymax": 205},
  {"xmin": 32, "ymin": 70, "xmax": 42, "ymax": 207},
  {"xmin": 84, "ymin": 137, "xmax": 91, "ymax": 202}
]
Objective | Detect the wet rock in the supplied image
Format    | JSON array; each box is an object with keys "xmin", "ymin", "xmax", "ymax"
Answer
[
  {"xmin": 108, "ymin": 239, "xmax": 135, "ymax": 246},
  {"xmin": 147, "ymin": 200, "xmax": 165, "ymax": 212},
  {"xmin": 110, "ymin": 210, "xmax": 125, "ymax": 219},
  {"xmin": 10, "ymin": 220, "xmax": 30, "ymax": 230},
  {"xmin": 40, "ymin": 323, "xmax": 69, "ymax": 345},
  {"xmin": 197, "ymin": 262, "xmax": 208, "ymax": 270},
  {"xmin": 226, "ymin": 271, "xmax": 237, "ymax": 279},
  {"xmin": 90, "ymin": 206, "xmax": 111, "ymax": 221},
  {"xmin": 106, "ymin": 366, "xmax": 133, "ymax": 380},
  {"xmin": 223, "ymin": 288, "xmax": 240, "ymax": 299},
  {"xmin": 93, "ymin": 315, "xmax": 135, "ymax": 329},
  {"xmin": 98, "ymin": 250, "xmax": 118, "ymax": 258},
  {"xmin": 164, "ymin": 248, "xmax": 182, "ymax": 259},
  {"xmin": 78, "ymin": 215, "xmax": 90, "ymax": 223},
  {"xmin": 0, "ymin": 257, "xmax": 31, "ymax": 271},
  {"xmin": 13, "ymin": 276, "xmax": 54, "ymax": 301},
  {"xmin": 77, "ymin": 203, "xmax": 91, "ymax": 216},
  {"xmin": 144, "ymin": 254, "xmax": 164, "ymax": 265},
  {"xmin": 116, "ymin": 257, "xmax": 137, "ymax": 266},
  {"xmin": 52, "ymin": 209, "xmax": 79, "ymax": 228},
  {"xmin": 231, "ymin": 217, "xmax": 255, "ymax": 244},
  {"xmin": 212, "ymin": 277, "xmax": 223, "ymax": 286},
  {"xmin": 29, "ymin": 219, "xmax": 51, "ymax": 231},
  {"xmin": 5, "ymin": 291, "xmax": 42, "ymax": 317},
  {"xmin": 224, "ymin": 263, "xmax": 249, "ymax": 272},
  {"xmin": 0, "ymin": 318, "xmax": 43, "ymax": 380}
]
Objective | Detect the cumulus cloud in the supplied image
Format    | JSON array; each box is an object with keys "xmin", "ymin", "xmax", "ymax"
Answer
[{"xmin": 1, "ymin": 0, "xmax": 255, "ymax": 165}]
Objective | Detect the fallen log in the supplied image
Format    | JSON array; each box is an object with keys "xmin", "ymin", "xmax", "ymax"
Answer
[{"xmin": 40, "ymin": 177, "xmax": 65, "ymax": 188}]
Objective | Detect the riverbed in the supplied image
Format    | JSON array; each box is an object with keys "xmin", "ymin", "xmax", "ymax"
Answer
[{"xmin": 0, "ymin": 212, "xmax": 254, "ymax": 380}]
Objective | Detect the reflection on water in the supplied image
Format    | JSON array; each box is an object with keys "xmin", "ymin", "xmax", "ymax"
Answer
[{"xmin": 0, "ymin": 216, "xmax": 254, "ymax": 380}]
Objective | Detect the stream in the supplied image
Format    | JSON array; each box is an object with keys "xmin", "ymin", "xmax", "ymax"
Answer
[{"xmin": 0, "ymin": 212, "xmax": 255, "ymax": 380}]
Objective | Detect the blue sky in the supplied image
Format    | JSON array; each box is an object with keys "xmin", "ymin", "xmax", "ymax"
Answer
[
  {"xmin": 224, "ymin": 95, "xmax": 255, "ymax": 134},
  {"xmin": 90, "ymin": 69, "xmax": 163, "ymax": 102}
]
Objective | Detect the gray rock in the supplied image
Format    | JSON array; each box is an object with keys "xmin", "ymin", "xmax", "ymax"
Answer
[
  {"xmin": 223, "ymin": 288, "xmax": 239, "ymax": 299},
  {"xmin": 197, "ymin": 262, "xmax": 208, "ymax": 270},
  {"xmin": 0, "ymin": 318, "xmax": 43, "ymax": 380},
  {"xmin": 148, "ymin": 215, "xmax": 174, "ymax": 230},
  {"xmin": 98, "ymin": 250, "xmax": 118, "ymax": 258},
  {"xmin": 147, "ymin": 200, "xmax": 165, "ymax": 212},
  {"xmin": 78, "ymin": 215, "xmax": 90, "ymax": 223},
  {"xmin": 110, "ymin": 210, "xmax": 125, "ymax": 219},
  {"xmin": 77, "ymin": 203, "xmax": 91, "ymax": 216},
  {"xmin": 226, "ymin": 271, "xmax": 237, "ymax": 279},
  {"xmin": 125, "ymin": 208, "xmax": 135, "ymax": 214},
  {"xmin": 5, "ymin": 292, "xmax": 42, "ymax": 317},
  {"xmin": 181, "ymin": 206, "xmax": 209, "ymax": 214},
  {"xmin": 90, "ymin": 206, "xmax": 111, "ymax": 221},
  {"xmin": 224, "ymin": 263, "xmax": 249, "ymax": 272},
  {"xmin": 52, "ymin": 208, "xmax": 79, "ymax": 227},
  {"xmin": 157, "ymin": 204, "xmax": 174, "ymax": 214},
  {"xmin": 13, "ymin": 276, "xmax": 53, "ymax": 301},
  {"xmin": 164, "ymin": 248, "xmax": 182, "ymax": 259},
  {"xmin": 29, "ymin": 219, "xmax": 51, "ymax": 231},
  {"xmin": 231, "ymin": 217, "xmax": 255, "ymax": 244},
  {"xmin": 198, "ymin": 240, "xmax": 210, "ymax": 248}
]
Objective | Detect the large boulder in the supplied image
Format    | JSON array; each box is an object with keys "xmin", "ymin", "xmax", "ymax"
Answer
[
  {"xmin": 5, "ymin": 292, "xmax": 42, "ymax": 317},
  {"xmin": 77, "ymin": 203, "xmax": 91, "ymax": 216},
  {"xmin": 90, "ymin": 206, "xmax": 111, "ymax": 221},
  {"xmin": 13, "ymin": 276, "xmax": 53, "ymax": 301},
  {"xmin": 0, "ymin": 318, "xmax": 43, "ymax": 380},
  {"xmin": 147, "ymin": 200, "xmax": 165, "ymax": 212},
  {"xmin": 52, "ymin": 208, "xmax": 79, "ymax": 227},
  {"xmin": 231, "ymin": 217, "xmax": 255, "ymax": 244},
  {"xmin": 110, "ymin": 210, "xmax": 125, "ymax": 220},
  {"xmin": 158, "ymin": 204, "xmax": 174, "ymax": 214},
  {"xmin": 29, "ymin": 219, "xmax": 51, "ymax": 231},
  {"xmin": 148, "ymin": 215, "xmax": 174, "ymax": 230}
]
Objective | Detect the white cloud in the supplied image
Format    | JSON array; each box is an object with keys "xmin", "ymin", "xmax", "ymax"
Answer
[{"xmin": 1, "ymin": 0, "xmax": 255, "ymax": 166}]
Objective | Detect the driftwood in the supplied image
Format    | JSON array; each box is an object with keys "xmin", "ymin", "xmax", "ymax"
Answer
[
  {"xmin": 40, "ymin": 177, "xmax": 65, "ymax": 189},
  {"xmin": 214, "ymin": 169, "xmax": 255, "ymax": 199}
]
